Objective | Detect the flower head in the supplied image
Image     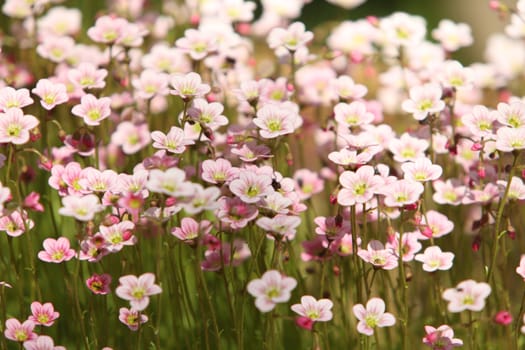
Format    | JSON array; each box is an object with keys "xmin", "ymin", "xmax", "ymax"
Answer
[
  {"xmin": 353, "ymin": 297, "xmax": 396, "ymax": 336},
  {"xmin": 442, "ymin": 279, "xmax": 491, "ymax": 312},
  {"xmin": 28, "ymin": 302, "xmax": 60, "ymax": 326},
  {"xmin": 116, "ymin": 273, "xmax": 162, "ymax": 311},
  {"xmin": 291, "ymin": 295, "xmax": 333, "ymax": 323},
  {"xmin": 37, "ymin": 237, "xmax": 76, "ymax": 263},
  {"xmin": 247, "ymin": 270, "xmax": 297, "ymax": 312}
]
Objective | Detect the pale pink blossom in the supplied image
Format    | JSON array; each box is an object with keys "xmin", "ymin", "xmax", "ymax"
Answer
[
  {"xmin": 188, "ymin": 98, "xmax": 228, "ymax": 130},
  {"xmin": 401, "ymin": 83, "xmax": 445, "ymax": 121},
  {"xmin": 4, "ymin": 318, "xmax": 36, "ymax": 342},
  {"xmin": 415, "ymin": 246, "xmax": 455, "ymax": 272},
  {"xmin": 432, "ymin": 19, "xmax": 473, "ymax": 52},
  {"xmin": 36, "ymin": 36, "xmax": 75, "ymax": 63},
  {"xmin": 267, "ymin": 22, "xmax": 313, "ymax": 52},
  {"xmin": 423, "ymin": 325, "xmax": 463, "ymax": 349},
  {"xmin": 170, "ymin": 72, "xmax": 210, "ymax": 100},
  {"xmin": 175, "ymin": 28, "xmax": 218, "ymax": 60},
  {"xmin": 0, "ymin": 183, "xmax": 11, "ymax": 212},
  {"xmin": 432, "ymin": 180, "xmax": 466, "ymax": 205},
  {"xmin": 23, "ymin": 335, "xmax": 66, "ymax": 350},
  {"xmin": 32, "ymin": 79, "xmax": 68, "ymax": 110},
  {"xmin": 379, "ymin": 179, "xmax": 424, "ymax": 207},
  {"xmin": 386, "ymin": 232, "xmax": 422, "ymax": 262},
  {"xmin": 334, "ymin": 101, "xmax": 375, "ymax": 127},
  {"xmin": 201, "ymin": 158, "xmax": 238, "ymax": 184},
  {"xmin": 442, "ymin": 280, "xmax": 491, "ymax": 312},
  {"xmin": 0, "ymin": 210, "xmax": 34, "ymax": 237},
  {"xmin": 116, "ymin": 273, "xmax": 162, "ymax": 311},
  {"xmin": 247, "ymin": 270, "xmax": 297, "ymax": 312},
  {"xmin": 37, "ymin": 237, "xmax": 76, "ymax": 263},
  {"xmin": 141, "ymin": 44, "xmax": 191, "ymax": 74},
  {"xmin": 37, "ymin": 6, "xmax": 82, "ymax": 37},
  {"xmin": 402, "ymin": 158, "xmax": 443, "ymax": 182},
  {"xmin": 495, "ymin": 127, "xmax": 525, "ymax": 152},
  {"xmin": 461, "ymin": 105, "xmax": 497, "ymax": 139},
  {"xmin": 353, "ymin": 298, "xmax": 396, "ymax": 336},
  {"xmin": 494, "ymin": 101, "xmax": 525, "ymax": 128},
  {"xmin": 291, "ymin": 295, "xmax": 333, "ymax": 322},
  {"xmin": 337, "ymin": 165, "xmax": 383, "ymax": 206},
  {"xmin": 58, "ymin": 194, "xmax": 104, "ymax": 221},
  {"xmin": 116, "ymin": 21, "xmax": 148, "ymax": 48},
  {"xmin": 28, "ymin": 302, "xmax": 60, "ymax": 326},
  {"xmin": 68, "ymin": 62, "xmax": 108, "ymax": 90},
  {"xmin": 517, "ymin": 255, "xmax": 525, "ymax": 281},
  {"xmin": 82, "ymin": 168, "xmax": 119, "ymax": 193},
  {"xmin": 216, "ymin": 196, "xmax": 259, "ymax": 229},
  {"xmin": 229, "ymin": 170, "xmax": 273, "ymax": 203},
  {"xmin": 379, "ymin": 12, "xmax": 426, "ymax": 47},
  {"xmin": 418, "ymin": 210, "xmax": 454, "ymax": 240},
  {"xmin": 119, "ymin": 307, "xmax": 148, "ymax": 331},
  {"xmin": 358, "ymin": 240, "xmax": 398, "ymax": 270},
  {"xmin": 389, "ymin": 133, "xmax": 429, "ymax": 163},
  {"xmin": 146, "ymin": 168, "xmax": 194, "ymax": 197},
  {"xmin": 328, "ymin": 148, "xmax": 373, "ymax": 166},
  {"xmin": 72, "ymin": 94, "xmax": 111, "ymax": 126},
  {"xmin": 2, "ymin": 0, "xmax": 32, "ymax": 19},
  {"xmin": 293, "ymin": 169, "xmax": 324, "ymax": 200},
  {"xmin": 0, "ymin": 108, "xmax": 39, "ymax": 145},
  {"xmin": 151, "ymin": 126, "xmax": 194, "ymax": 154},
  {"xmin": 111, "ymin": 122, "xmax": 151, "ymax": 154},
  {"xmin": 87, "ymin": 15, "xmax": 128, "ymax": 44},
  {"xmin": 99, "ymin": 221, "xmax": 136, "ymax": 252},
  {"xmin": 171, "ymin": 217, "xmax": 211, "ymax": 244},
  {"xmin": 132, "ymin": 69, "xmax": 169, "ymax": 99},
  {"xmin": 497, "ymin": 176, "xmax": 525, "ymax": 201},
  {"xmin": 253, "ymin": 103, "xmax": 302, "ymax": 139},
  {"xmin": 0, "ymin": 87, "xmax": 33, "ymax": 111},
  {"xmin": 231, "ymin": 142, "xmax": 272, "ymax": 163},
  {"xmin": 438, "ymin": 60, "xmax": 474, "ymax": 90},
  {"xmin": 330, "ymin": 75, "xmax": 367, "ymax": 101},
  {"xmin": 256, "ymin": 214, "xmax": 301, "ymax": 240}
]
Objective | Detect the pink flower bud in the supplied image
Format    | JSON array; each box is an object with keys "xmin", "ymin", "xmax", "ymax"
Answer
[
  {"xmin": 471, "ymin": 143, "xmax": 483, "ymax": 151},
  {"xmin": 421, "ymin": 226, "xmax": 434, "ymax": 239},
  {"xmin": 295, "ymin": 316, "xmax": 314, "ymax": 331},
  {"xmin": 494, "ymin": 310, "xmax": 513, "ymax": 325}
]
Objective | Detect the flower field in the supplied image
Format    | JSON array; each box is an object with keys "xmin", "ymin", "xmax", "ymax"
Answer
[{"xmin": 1, "ymin": 0, "xmax": 525, "ymax": 349}]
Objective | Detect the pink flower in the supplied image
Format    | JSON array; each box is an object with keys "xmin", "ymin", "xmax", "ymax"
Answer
[
  {"xmin": 401, "ymin": 157, "xmax": 443, "ymax": 182},
  {"xmin": 388, "ymin": 133, "xmax": 429, "ymax": 163},
  {"xmin": 253, "ymin": 103, "xmax": 302, "ymax": 139},
  {"xmin": 31, "ymin": 79, "xmax": 69, "ymax": 111},
  {"xmin": 267, "ymin": 22, "xmax": 313, "ymax": 52},
  {"xmin": 146, "ymin": 168, "xmax": 194, "ymax": 197},
  {"xmin": 386, "ymin": 232, "xmax": 422, "ymax": 262},
  {"xmin": 417, "ymin": 210, "xmax": 454, "ymax": 240},
  {"xmin": 401, "ymin": 83, "xmax": 445, "ymax": 121},
  {"xmin": 151, "ymin": 126, "xmax": 194, "ymax": 153},
  {"xmin": 432, "ymin": 180, "xmax": 466, "ymax": 206},
  {"xmin": 328, "ymin": 148, "xmax": 374, "ymax": 166},
  {"xmin": 37, "ymin": 237, "xmax": 76, "ymax": 263},
  {"xmin": 175, "ymin": 28, "xmax": 218, "ymax": 60},
  {"xmin": 23, "ymin": 192, "xmax": 44, "ymax": 212},
  {"xmin": 334, "ymin": 101, "xmax": 375, "ymax": 127},
  {"xmin": 0, "ymin": 210, "xmax": 34, "ymax": 237},
  {"xmin": 432, "ymin": 19, "xmax": 473, "ymax": 52},
  {"xmin": 291, "ymin": 296, "xmax": 333, "ymax": 323},
  {"xmin": 337, "ymin": 165, "xmax": 383, "ymax": 206},
  {"xmin": 0, "ymin": 86, "xmax": 33, "ymax": 111},
  {"xmin": 118, "ymin": 307, "xmax": 148, "ymax": 331},
  {"xmin": 115, "ymin": 273, "xmax": 162, "ymax": 311},
  {"xmin": 23, "ymin": 335, "xmax": 66, "ymax": 350},
  {"xmin": 461, "ymin": 105, "xmax": 497, "ymax": 139},
  {"xmin": 216, "ymin": 196, "xmax": 259, "ymax": 229},
  {"xmin": 293, "ymin": 169, "xmax": 324, "ymax": 200},
  {"xmin": 169, "ymin": 72, "xmax": 210, "ymax": 100},
  {"xmin": 423, "ymin": 325, "xmax": 463, "ymax": 349},
  {"xmin": 28, "ymin": 302, "xmax": 60, "ymax": 326},
  {"xmin": 442, "ymin": 279, "xmax": 491, "ymax": 312},
  {"xmin": 36, "ymin": 36, "xmax": 75, "ymax": 63},
  {"xmin": 496, "ymin": 126, "xmax": 525, "ymax": 152},
  {"xmin": 171, "ymin": 217, "xmax": 211, "ymax": 244},
  {"xmin": 86, "ymin": 273, "xmax": 112, "ymax": 295},
  {"xmin": 379, "ymin": 179, "xmax": 424, "ymax": 207},
  {"xmin": 68, "ymin": 62, "xmax": 108, "ymax": 90},
  {"xmin": 256, "ymin": 214, "xmax": 301, "ymax": 240},
  {"xmin": 516, "ymin": 255, "xmax": 525, "ymax": 280},
  {"xmin": 229, "ymin": 170, "xmax": 273, "ymax": 203},
  {"xmin": 58, "ymin": 194, "xmax": 104, "ymax": 221},
  {"xmin": 494, "ymin": 101, "xmax": 525, "ymax": 128},
  {"xmin": 87, "ymin": 15, "xmax": 128, "ymax": 44},
  {"xmin": 415, "ymin": 246, "xmax": 455, "ymax": 272},
  {"xmin": 99, "ymin": 220, "xmax": 136, "ymax": 252},
  {"xmin": 0, "ymin": 108, "xmax": 39, "ymax": 145},
  {"xmin": 358, "ymin": 240, "xmax": 398, "ymax": 270},
  {"xmin": 72, "ymin": 94, "xmax": 112, "ymax": 126},
  {"xmin": 353, "ymin": 297, "xmax": 396, "ymax": 336},
  {"xmin": 132, "ymin": 69, "xmax": 169, "ymax": 99},
  {"xmin": 111, "ymin": 122, "xmax": 151, "ymax": 155},
  {"xmin": 247, "ymin": 270, "xmax": 297, "ymax": 312},
  {"xmin": 330, "ymin": 75, "xmax": 367, "ymax": 101},
  {"xmin": 201, "ymin": 158, "xmax": 238, "ymax": 184},
  {"xmin": 4, "ymin": 318, "xmax": 36, "ymax": 342}
]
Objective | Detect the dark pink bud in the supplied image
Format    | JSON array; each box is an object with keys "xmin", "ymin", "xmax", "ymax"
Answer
[
  {"xmin": 472, "ymin": 236, "xmax": 481, "ymax": 252},
  {"xmin": 403, "ymin": 203, "xmax": 418, "ymax": 211},
  {"xmin": 190, "ymin": 14, "xmax": 200, "ymax": 26},
  {"xmin": 295, "ymin": 316, "xmax": 314, "ymax": 331},
  {"xmin": 165, "ymin": 196, "xmax": 177, "ymax": 206},
  {"xmin": 421, "ymin": 226, "xmax": 434, "ymax": 239},
  {"xmin": 494, "ymin": 310, "xmax": 513, "ymax": 325},
  {"xmin": 329, "ymin": 194, "xmax": 337, "ymax": 205},
  {"xmin": 489, "ymin": 0, "xmax": 501, "ymax": 10},
  {"xmin": 236, "ymin": 22, "xmax": 251, "ymax": 35},
  {"xmin": 286, "ymin": 83, "xmax": 295, "ymax": 92},
  {"xmin": 471, "ymin": 143, "xmax": 483, "ymax": 151},
  {"xmin": 478, "ymin": 166, "xmax": 486, "ymax": 179}
]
